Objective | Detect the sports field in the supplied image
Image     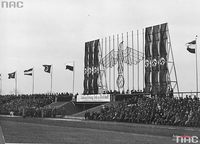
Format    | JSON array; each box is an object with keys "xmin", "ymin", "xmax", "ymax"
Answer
[{"xmin": 0, "ymin": 116, "xmax": 200, "ymax": 144}]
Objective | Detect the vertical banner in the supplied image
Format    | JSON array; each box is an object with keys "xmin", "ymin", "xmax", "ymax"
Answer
[
  {"xmin": 93, "ymin": 40, "xmax": 100, "ymax": 94},
  {"xmin": 151, "ymin": 25, "xmax": 160, "ymax": 95},
  {"xmin": 159, "ymin": 23, "xmax": 169, "ymax": 95},
  {"xmin": 88, "ymin": 41, "xmax": 94, "ymax": 94},
  {"xmin": 84, "ymin": 39, "xmax": 100, "ymax": 95},
  {"xmin": 145, "ymin": 27, "xmax": 152, "ymax": 93},
  {"xmin": 84, "ymin": 42, "xmax": 89, "ymax": 94}
]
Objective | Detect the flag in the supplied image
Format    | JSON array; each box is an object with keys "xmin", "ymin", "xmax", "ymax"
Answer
[
  {"xmin": 188, "ymin": 40, "xmax": 196, "ymax": 45},
  {"xmin": 187, "ymin": 40, "xmax": 196, "ymax": 54},
  {"xmin": 43, "ymin": 65, "xmax": 51, "ymax": 73},
  {"xmin": 8, "ymin": 72, "xmax": 15, "ymax": 79},
  {"xmin": 66, "ymin": 65, "xmax": 74, "ymax": 71},
  {"xmin": 24, "ymin": 68, "xmax": 33, "ymax": 76}
]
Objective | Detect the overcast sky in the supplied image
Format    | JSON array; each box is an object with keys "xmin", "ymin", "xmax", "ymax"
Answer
[{"xmin": 0, "ymin": 0, "xmax": 200, "ymax": 95}]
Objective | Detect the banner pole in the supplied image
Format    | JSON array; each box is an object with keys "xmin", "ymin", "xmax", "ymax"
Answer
[
  {"xmin": 51, "ymin": 65, "xmax": 53, "ymax": 94},
  {"xmin": 196, "ymin": 35, "xmax": 198, "ymax": 96},
  {"xmin": 113, "ymin": 35, "xmax": 115, "ymax": 91},
  {"xmin": 105, "ymin": 37, "xmax": 107, "ymax": 91},
  {"xmin": 127, "ymin": 32, "xmax": 129, "ymax": 92},
  {"xmin": 109, "ymin": 36, "xmax": 111, "ymax": 91},
  {"xmin": 32, "ymin": 67, "xmax": 34, "ymax": 94},
  {"xmin": 15, "ymin": 71, "xmax": 17, "ymax": 95},
  {"xmin": 73, "ymin": 61, "xmax": 75, "ymax": 94},
  {"xmin": 117, "ymin": 34, "xmax": 119, "ymax": 92},
  {"xmin": 137, "ymin": 30, "xmax": 139, "ymax": 91},
  {"xmin": 132, "ymin": 30, "xmax": 134, "ymax": 91},
  {"xmin": 143, "ymin": 29, "xmax": 145, "ymax": 90}
]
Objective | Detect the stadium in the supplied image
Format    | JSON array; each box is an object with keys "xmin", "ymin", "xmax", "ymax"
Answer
[{"xmin": 1, "ymin": 1, "xmax": 200, "ymax": 144}]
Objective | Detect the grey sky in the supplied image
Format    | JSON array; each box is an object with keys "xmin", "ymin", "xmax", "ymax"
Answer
[{"xmin": 0, "ymin": 0, "xmax": 200, "ymax": 94}]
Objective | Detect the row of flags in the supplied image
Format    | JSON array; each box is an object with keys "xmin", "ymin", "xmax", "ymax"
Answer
[
  {"xmin": 0, "ymin": 63, "xmax": 75, "ymax": 95},
  {"xmin": 1, "ymin": 39, "xmax": 196, "ymax": 78},
  {"xmin": 5, "ymin": 64, "xmax": 74, "ymax": 79},
  {"xmin": 0, "ymin": 39, "xmax": 197, "ymax": 80}
]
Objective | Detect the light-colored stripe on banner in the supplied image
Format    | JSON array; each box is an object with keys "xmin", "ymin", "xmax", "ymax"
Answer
[{"xmin": 0, "ymin": 124, "xmax": 5, "ymax": 144}]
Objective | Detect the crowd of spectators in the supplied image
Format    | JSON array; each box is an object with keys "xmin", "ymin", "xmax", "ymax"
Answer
[
  {"xmin": 0, "ymin": 92, "xmax": 74, "ymax": 117},
  {"xmin": 2, "ymin": 91, "xmax": 200, "ymax": 128},
  {"xmin": 86, "ymin": 95, "xmax": 200, "ymax": 127}
]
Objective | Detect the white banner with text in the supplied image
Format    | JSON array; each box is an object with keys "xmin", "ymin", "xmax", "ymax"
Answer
[{"xmin": 77, "ymin": 94, "xmax": 111, "ymax": 102}]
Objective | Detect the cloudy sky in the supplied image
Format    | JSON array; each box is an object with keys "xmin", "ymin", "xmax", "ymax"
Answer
[{"xmin": 0, "ymin": 0, "xmax": 200, "ymax": 95}]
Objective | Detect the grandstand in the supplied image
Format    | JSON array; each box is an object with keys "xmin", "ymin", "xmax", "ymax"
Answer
[
  {"xmin": 1, "ymin": 21, "xmax": 200, "ymax": 143},
  {"xmin": 0, "ymin": 92, "xmax": 200, "ymax": 144},
  {"xmin": 1, "ymin": 91, "xmax": 200, "ymax": 128}
]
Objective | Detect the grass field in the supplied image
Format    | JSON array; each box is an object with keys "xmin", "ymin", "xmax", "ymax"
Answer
[{"xmin": 0, "ymin": 116, "xmax": 200, "ymax": 144}]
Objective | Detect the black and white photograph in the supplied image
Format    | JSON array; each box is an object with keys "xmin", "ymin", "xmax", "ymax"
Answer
[{"xmin": 0, "ymin": 0, "xmax": 200, "ymax": 143}]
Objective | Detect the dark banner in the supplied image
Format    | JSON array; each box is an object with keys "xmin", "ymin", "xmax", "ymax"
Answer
[
  {"xmin": 151, "ymin": 25, "xmax": 160, "ymax": 95},
  {"xmin": 93, "ymin": 40, "xmax": 100, "ymax": 94},
  {"xmin": 144, "ymin": 23, "xmax": 171, "ymax": 96},
  {"xmin": 145, "ymin": 27, "xmax": 152, "ymax": 93},
  {"xmin": 88, "ymin": 41, "xmax": 94, "ymax": 94},
  {"xmin": 159, "ymin": 23, "xmax": 169, "ymax": 95},
  {"xmin": 84, "ymin": 42, "xmax": 89, "ymax": 94},
  {"xmin": 84, "ymin": 39, "xmax": 100, "ymax": 95}
]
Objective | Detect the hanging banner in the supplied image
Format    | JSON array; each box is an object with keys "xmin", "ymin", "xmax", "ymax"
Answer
[
  {"xmin": 93, "ymin": 40, "xmax": 100, "ymax": 94},
  {"xmin": 84, "ymin": 39, "xmax": 100, "ymax": 95},
  {"xmin": 145, "ymin": 26, "xmax": 152, "ymax": 93},
  {"xmin": 151, "ymin": 25, "xmax": 160, "ymax": 95},
  {"xmin": 159, "ymin": 23, "xmax": 169, "ymax": 95},
  {"xmin": 88, "ymin": 41, "xmax": 94, "ymax": 94},
  {"xmin": 84, "ymin": 42, "xmax": 90, "ymax": 94}
]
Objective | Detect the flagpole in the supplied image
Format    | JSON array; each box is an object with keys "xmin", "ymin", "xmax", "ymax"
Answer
[
  {"xmin": 51, "ymin": 65, "xmax": 53, "ymax": 94},
  {"xmin": 137, "ymin": 30, "xmax": 139, "ymax": 91},
  {"xmin": 196, "ymin": 35, "xmax": 198, "ymax": 96},
  {"xmin": 73, "ymin": 61, "xmax": 75, "ymax": 94},
  {"xmin": 32, "ymin": 67, "xmax": 34, "ymax": 94},
  {"xmin": 15, "ymin": 71, "xmax": 17, "ymax": 95}
]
